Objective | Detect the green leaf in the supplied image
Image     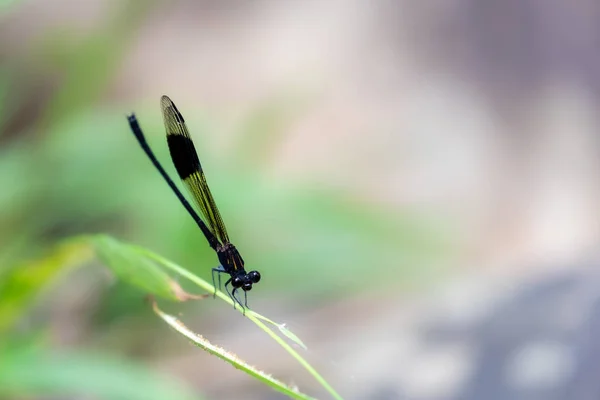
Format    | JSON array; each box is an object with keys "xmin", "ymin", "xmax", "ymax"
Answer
[
  {"xmin": 93, "ymin": 235, "xmax": 180, "ymax": 301},
  {"xmin": 151, "ymin": 298, "xmax": 315, "ymax": 400},
  {"xmin": 91, "ymin": 235, "xmax": 343, "ymax": 399},
  {"xmin": 135, "ymin": 243, "xmax": 343, "ymax": 400},
  {"xmin": 251, "ymin": 314, "xmax": 308, "ymax": 350},
  {"xmin": 0, "ymin": 345, "xmax": 199, "ymax": 400},
  {"xmin": 0, "ymin": 238, "xmax": 94, "ymax": 333}
]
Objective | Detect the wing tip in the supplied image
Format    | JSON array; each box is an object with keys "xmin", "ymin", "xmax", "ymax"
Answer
[
  {"xmin": 160, "ymin": 94, "xmax": 171, "ymax": 104},
  {"xmin": 161, "ymin": 95, "xmax": 185, "ymax": 125}
]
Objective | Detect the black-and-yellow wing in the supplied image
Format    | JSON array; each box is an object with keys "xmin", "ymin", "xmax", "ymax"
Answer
[{"xmin": 161, "ymin": 95, "xmax": 230, "ymax": 245}]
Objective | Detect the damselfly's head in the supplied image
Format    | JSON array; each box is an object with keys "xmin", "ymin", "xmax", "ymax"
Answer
[{"xmin": 232, "ymin": 270, "xmax": 261, "ymax": 291}]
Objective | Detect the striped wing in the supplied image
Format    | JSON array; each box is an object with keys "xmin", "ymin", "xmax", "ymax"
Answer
[{"xmin": 161, "ymin": 95, "xmax": 230, "ymax": 244}]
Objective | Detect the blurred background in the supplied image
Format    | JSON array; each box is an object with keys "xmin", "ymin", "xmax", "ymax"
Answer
[{"xmin": 1, "ymin": 0, "xmax": 600, "ymax": 399}]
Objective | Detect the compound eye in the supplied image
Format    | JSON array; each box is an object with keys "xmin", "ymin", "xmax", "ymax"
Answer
[
  {"xmin": 242, "ymin": 282, "xmax": 252, "ymax": 291},
  {"xmin": 231, "ymin": 276, "xmax": 243, "ymax": 288},
  {"xmin": 248, "ymin": 271, "xmax": 261, "ymax": 283}
]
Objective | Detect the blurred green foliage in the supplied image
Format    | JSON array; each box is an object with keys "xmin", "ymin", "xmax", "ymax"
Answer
[
  {"xmin": 0, "ymin": 2, "xmax": 204, "ymax": 398},
  {"xmin": 0, "ymin": 343, "xmax": 199, "ymax": 400}
]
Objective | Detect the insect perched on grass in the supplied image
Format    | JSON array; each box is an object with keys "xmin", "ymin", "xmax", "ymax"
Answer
[{"xmin": 127, "ymin": 95, "xmax": 261, "ymax": 311}]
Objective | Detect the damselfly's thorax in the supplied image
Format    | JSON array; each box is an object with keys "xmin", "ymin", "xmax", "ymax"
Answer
[{"xmin": 217, "ymin": 242, "xmax": 244, "ymax": 273}]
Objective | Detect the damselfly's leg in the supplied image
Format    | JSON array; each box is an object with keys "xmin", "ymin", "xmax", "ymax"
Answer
[
  {"xmin": 231, "ymin": 287, "xmax": 245, "ymax": 314},
  {"xmin": 217, "ymin": 274, "xmax": 246, "ymax": 314},
  {"xmin": 211, "ymin": 265, "xmax": 226, "ymax": 298},
  {"xmin": 223, "ymin": 277, "xmax": 237, "ymax": 310}
]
